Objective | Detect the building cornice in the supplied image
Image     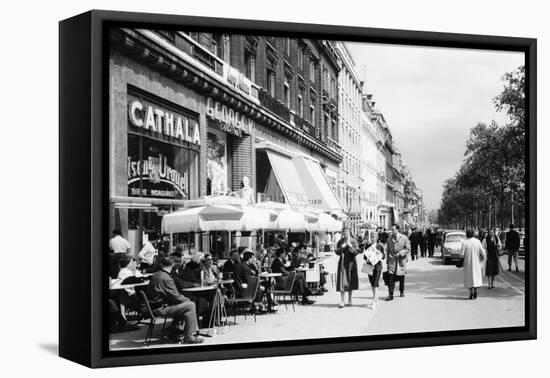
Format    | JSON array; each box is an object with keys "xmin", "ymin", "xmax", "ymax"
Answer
[{"xmin": 111, "ymin": 28, "xmax": 342, "ymax": 163}]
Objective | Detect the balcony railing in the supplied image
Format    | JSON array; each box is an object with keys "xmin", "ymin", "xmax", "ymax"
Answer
[
  {"xmin": 258, "ymin": 89, "xmax": 291, "ymax": 123},
  {"xmin": 175, "ymin": 32, "xmax": 224, "ymax": 76},
  {"xmin": 294, "ymin": 113, "xmax": 315, "ymax": 137}
]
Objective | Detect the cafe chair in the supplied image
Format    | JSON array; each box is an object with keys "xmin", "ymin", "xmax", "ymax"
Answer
[
  {"xmin": 226, "ymin": 277, "xmax": 261, "ymax": 324},
  {"xmin": 305, "ymin": 263, "xmax": 321, "ymax": 294},
  {"xmin": 138, "ymin": 290, "xmax": 167, "ymax": 346},
  {"xmin": 271, "ymin": 271, "xmax": 297, "ymax": 312}
]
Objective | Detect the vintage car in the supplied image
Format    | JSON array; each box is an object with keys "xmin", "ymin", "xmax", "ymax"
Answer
[{"xmin": 441, "ymin": 231, "xmax": 466, "ymax": 265}]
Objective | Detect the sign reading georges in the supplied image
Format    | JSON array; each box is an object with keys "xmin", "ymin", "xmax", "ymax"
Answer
[
  {"xmin": 206, "ymin": 97, "xmax": 253, "ymax": 137},
  {"xmin": 128, "ymin": 98, "xmax": 200, "ymax": 146}
]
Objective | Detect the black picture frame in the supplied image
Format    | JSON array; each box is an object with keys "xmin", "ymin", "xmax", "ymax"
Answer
[{"xmin": 59, "ymin": 9, "xmax": 537, "ymax": 368}]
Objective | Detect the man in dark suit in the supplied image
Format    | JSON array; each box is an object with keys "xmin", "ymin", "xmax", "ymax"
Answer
[
  {"xmin": 408, "ymin": 227, "xmax": 421, "ymax": 261},
  {"xmin": 233, "ymin": 251, "xmax": 254, "ymax": 297},
  {"xmin": 427, "ymin": 227, "xmax": 436, "ymax": 258},
  {"xmin": 222, "ymin": 249, "xmax": 239, "ymax": 279},
  {"xmin": 271, "ymin": 248, "xmax": 314, "ymax": 305},
  {"xmin": 505, "ymin": 223, "xmax": 521, "ymax": 272},
  {"xmin": 145, "ymin": 256, "xmax": 203, "ymax": 344}
]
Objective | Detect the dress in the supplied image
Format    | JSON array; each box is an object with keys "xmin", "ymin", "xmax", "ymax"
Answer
[
  {"xmin": 335, "ymin": 236, "xmax": 359, "ymax": 292},
  {"xmin": 483, "ymin": 236, "xmax": 501, "ymax": 277},
  {"xmin": 461, "ymin": 237, "xmax": 486, "ymax": 288}
]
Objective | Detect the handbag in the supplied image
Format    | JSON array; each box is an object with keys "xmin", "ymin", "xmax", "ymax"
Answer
[
  {"xmin": 455, "ymin": 259, "xmax": 464, "ymax": 268},
  {"xmin": 361, "ymin": 262, "xmax": 374, "ymax": 275},
  {"xmin": 382, "ymin": 271, "xmax": 390, "ymax": 286}
]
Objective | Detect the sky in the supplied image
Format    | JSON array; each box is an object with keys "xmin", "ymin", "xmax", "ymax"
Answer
[{"xmin": 345, "ymin": 42, "xmax": 524, "ymax": 211}]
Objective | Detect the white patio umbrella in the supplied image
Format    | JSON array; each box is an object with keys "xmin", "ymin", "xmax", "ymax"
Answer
[
  {"xmin": 328, "ymin": 219, "xmax": 343, "ymax": 232},
  {"xmin": 240, "ymin": 205, "xmax": 271, "ymax": 230},
  {"xmin": 275, "ymin": 208, "xmax": 307, "ymax": 231},
  {"xmin": 307, "ymin": 213, "xmax": 337, "ymax": 232},
  {"xmin": 183, "ymin": 195, "xmax": 246, "ymax": 208},
  {"xmin": 161, "ymin": 204, "xmax": 245, "ymax": 234}
]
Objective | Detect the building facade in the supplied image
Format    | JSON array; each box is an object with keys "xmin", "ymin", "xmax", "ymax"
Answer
[
  {"xmin": 360, "ymin": 110, "xmax": 385, "ymax": 226},
  {"xmin": 336, "ymin": 43, "xmax": 363, "ymax": 234},
  {"xmin": 108, "ymin": 28, "xmax": 345, "ymax": 255}
]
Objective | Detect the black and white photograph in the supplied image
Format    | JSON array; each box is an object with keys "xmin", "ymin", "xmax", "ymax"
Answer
[{"xmin": 106, "ymin": 27, "xmax": 528, "ymax": 351}]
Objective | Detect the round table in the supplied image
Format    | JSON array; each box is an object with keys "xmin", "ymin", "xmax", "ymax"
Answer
[{"xmin": 181, "ymin": 285, "xmax": 217, "ymax": 292}]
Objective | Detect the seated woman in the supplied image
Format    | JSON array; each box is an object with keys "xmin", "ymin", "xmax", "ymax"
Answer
[
  {"xmin": 201, "ymin": 252, "xmax": 220, "ymax": 283},
  {"xmin": 114, "ymin": 255, "xmax": 140, "ymax": 317},
  {"xmin": 270, "ymin": 248, "xmax": 314, "ymax": 305}
]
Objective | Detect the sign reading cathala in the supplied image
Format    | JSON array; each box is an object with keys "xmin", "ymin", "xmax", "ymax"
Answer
[{"xmin": 128, "ymin": 100, "xmax": 200, "ymax": 146}]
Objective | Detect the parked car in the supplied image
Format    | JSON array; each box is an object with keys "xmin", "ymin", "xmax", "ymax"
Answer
[{"xmin": 441, "ymin": 231, "xmax": 466, "ymax": 265}]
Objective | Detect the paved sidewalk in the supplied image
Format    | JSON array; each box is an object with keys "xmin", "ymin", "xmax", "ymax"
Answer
[{"xmin": 110, "ymin": 250, "xmax": 525, "ymax": 350}]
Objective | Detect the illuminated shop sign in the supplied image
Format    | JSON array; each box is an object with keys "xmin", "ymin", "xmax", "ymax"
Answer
[
  {"xmin": 127, "ymin": 154, "xmax": 188, "ymax": 198},
  {"xmin": 206, "ymin": 97, "xmax": 252, "ymax": 137},
  {"xmin": 128, "ymin": 100, "xmax": 200, "ymax": 146}
]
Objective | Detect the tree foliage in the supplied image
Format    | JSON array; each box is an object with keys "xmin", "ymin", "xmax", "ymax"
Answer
[{"xmin": 438, "ymin": 66, "xmax": 525, "ymax": 229}]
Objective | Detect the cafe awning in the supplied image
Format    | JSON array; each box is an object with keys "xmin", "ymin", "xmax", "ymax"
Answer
[
  {"xmin": 293, "ymin": 156, "xmax": 344, "ymax": 213},
  {"xmin": 265, "ymin": 149, "xmax": 308, "ymax": 208}
]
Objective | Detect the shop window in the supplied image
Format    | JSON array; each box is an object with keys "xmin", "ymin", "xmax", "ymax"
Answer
[
  {"xmin": 127, "ymin": 133, "xmax": 199, "ymax": 201},
  {"xmin": 206, "ymin": 131, "xmax": 228, "ymax": 196}
]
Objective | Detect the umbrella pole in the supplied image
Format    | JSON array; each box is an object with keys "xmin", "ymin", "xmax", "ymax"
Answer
[{"xmin": 169, "ymin": 233, "xmax": 173, "ymax": 254}]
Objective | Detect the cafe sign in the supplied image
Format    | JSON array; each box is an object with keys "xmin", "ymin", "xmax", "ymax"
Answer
[
  {"xmin": 206, "ymin": 97, "xmax": 253, "ymax": 136},
  {"xmin": 127, "ymin": 154, "xmax": 188, "ymax": 198},
  {"xmin": 128, "ymin": 99, "xmax": 200, "ymax": 146}
]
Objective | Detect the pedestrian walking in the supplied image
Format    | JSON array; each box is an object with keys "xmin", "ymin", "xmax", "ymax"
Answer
[
  {"xmin": 427, "ymin": 227, "xmax": 436, "ymax": 257},
  {"xmin": 505, "ymin": 224, "xmax": 521, "ymax": 272},
  {"xmin": 384, "ymin": 224, "xmax": 411, "ymax": 301},
  {"xmin": 420, "ymin": 227, "xmax": 428, "ymax": 258},
  {"xmin": 408, "ymin": 227, "xmax": 421, "ymax": 261},
  {"xmin": 363, "ymin": 242, "xmax": 386, "ymax": 308},
  {"xmin": 336, "ymin": 227, "xmax": 359, "ymax": 308},
  {"xmin": 461, "ymin": 229, "xmax": 486, "ymax": 299},
  {"xmin": 482, "ymin": 229, "xmax": 502, "ymax": 289}
]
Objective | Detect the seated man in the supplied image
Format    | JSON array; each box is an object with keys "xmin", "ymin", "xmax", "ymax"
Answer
[
  {"xmin": 270, "ymin": 248, "xmax": 314, "ymax": 305},
  {"xmin": 222, "ymin": 249, "xmax": 239, "ymax": 279},
  {"xmin": 179, "ymin": 253, "xmax": 214, "ymax": 328},
  {"xmin": 145, "ymin": 256, "xmax": 203, "ymax": 344}
]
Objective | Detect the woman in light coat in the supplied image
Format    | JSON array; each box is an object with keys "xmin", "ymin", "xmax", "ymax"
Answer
[{"xmin": 461, "ymin": 229, "xmax": 487, "ymax": 299}]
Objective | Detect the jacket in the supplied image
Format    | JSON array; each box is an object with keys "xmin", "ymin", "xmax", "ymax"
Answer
[
  {"xmin": 147, "ymin": 269, "xmax": 190, "ymax": 308},
  {"xmin": 270, "ymin": 258, "xmax": 289, "ymax": 288},
  {"xmin": 386, "ymin": 233, "xmax": 411, "ymax": 275},
  {"xmin": 505, "ymin": 230, "xmax": 520, "ymax": 251}
]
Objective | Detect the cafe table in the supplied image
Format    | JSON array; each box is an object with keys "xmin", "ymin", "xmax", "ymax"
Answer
[
  {"xmin": 109, "ymin": 281, "xmax": 149, "ymax": 291},
  {"xmin": 181, "ymin": 285, "xmax": 218, "ymax": 337},
  {"xmin": 201, "ymin": 280, "xmax": 235, "ymax": 335},
  {"xmin": 258, "ymin": 273, "xmax": 282, "ymax": 312}
]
